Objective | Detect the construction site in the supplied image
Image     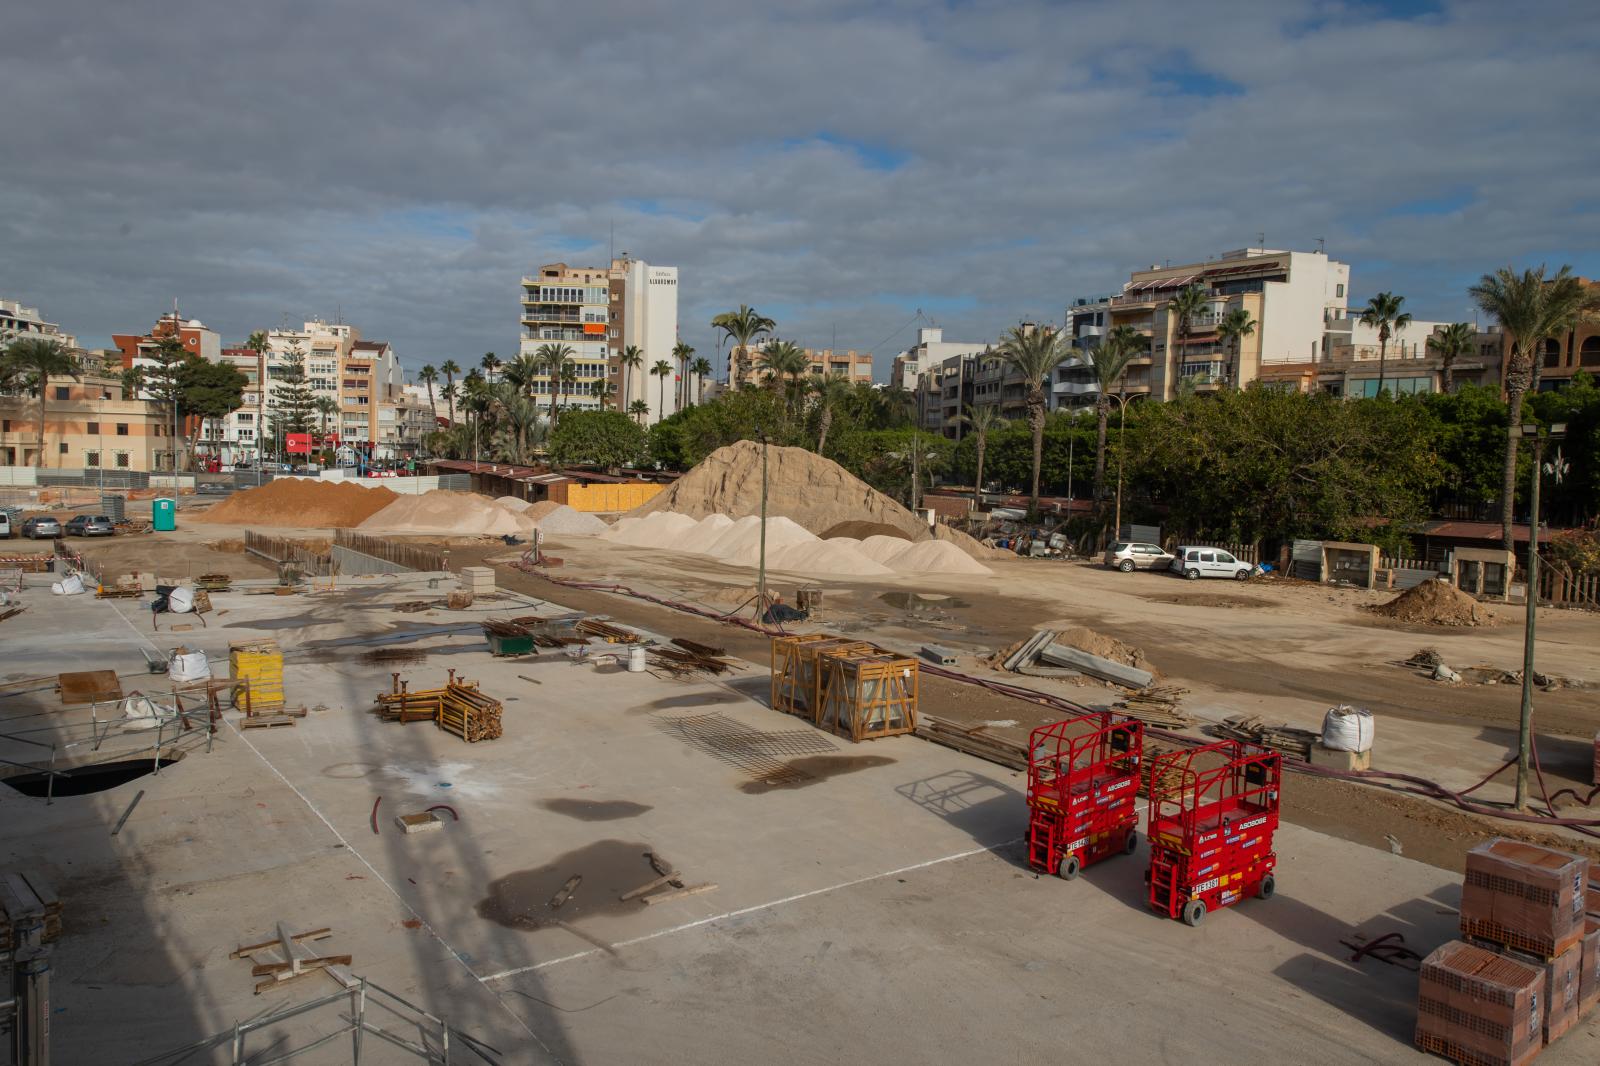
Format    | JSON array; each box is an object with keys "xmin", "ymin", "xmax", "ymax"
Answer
[{"xmin": 1, "ymin": 442, "xmax": 1598, "ymax": 1065}]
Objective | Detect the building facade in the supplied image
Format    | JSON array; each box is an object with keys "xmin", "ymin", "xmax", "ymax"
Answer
[
  {"xmin": 1, "ymin": 299, "xmax": 78, "ymax": 352},
  {"xmin": 1498, "ymin": 277, "xmax": 1600, "ymax": 392},
  {"xmin": 0, "ymin": 375, "xmax": 173, "ymax": 470}
]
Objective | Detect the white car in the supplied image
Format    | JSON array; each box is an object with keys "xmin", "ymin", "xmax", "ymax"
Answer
[{"xmin": 1170, "ymin": 545, "xmax": 1253, "ymax": 581}]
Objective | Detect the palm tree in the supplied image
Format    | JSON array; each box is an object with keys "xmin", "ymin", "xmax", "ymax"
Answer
[
  {"xmin": 418, "ymin": 364, "xmax": 439, "ymax": 422},
  {"xmin": 1166, "ymin": 284, "xmax": 1209, "ymax": 393},
  {"xmin": 313, "ymin": 395, "xmax": 339, "ymax": 439},
  {"xmin": 589, "ymin": 378, "xmax": 616, "ymax": 409},
  {"xmin": 480, "ymin": 352, "xmax": 500, "ymax": 384},
  {"xmin": 672, "ymin": 341, "xmax": 695, "ymax": 412},
  {"xmin": 440, "ymin": 381, "xmax": 459, "ymax": 426},
  {"xmin": 690, "ymin": 355, "xmax": 713, "ymax": 404},
  {"xmin": 2, "ymin": 338, "xmax": 78, "ymax": 468},
  {"xmin": 711, "ymin": 305, "xmax": 775, "ymax": 384},
  {"xmin": 757, "ymin": 341, "xmax": 810, "ymax": 416},
  {"xmin": 997, "ymin": 324, "xmax": 1065, "ymax": 515},
  {"xmin": 629, "ymin": 398, "xmax": 650, "ymax": 425},
  {"xmin": 559, "ymin": 363, "xmax": 579, "ymax": 411},
  {"xmin": 1358, "ymin": 292, "xmax": 1412, "ymax": 397},
  {"xmin": 1216, "ymin": 308, "xmax": 1256, "ymax": 387},
  {"xmin": 953, "ymin": 404, "xmax": 1004, "ymax": 509},
  {"xmin": 1470, "ymin": 265, "xmax": 1600, "ymax": 550},
  {"xmin": 1090, "ymin": 327, "xmax": 1142, "ymax": 503},
  {"xmin": 535, "ymin": 343, "xmax": 575, "ymax": 427},
  {"xmin": 809, "ymin": 373, "xmax": 855, "ymax": 455},
  {"xmin": 618, "ymin": 344, "xmax": 644, "ymax": 411},
  {"xmin": 650, "ymin": 360, "xmax": 673, "ymax": 421},
  {"xmin": 503, "ymin": 352, "xmax": 542, "ymax": 395},
  {"xmin": 439, "ymin": 359, "xmax": 461, "ymax": 420},
  {"xmin": 1427, "ymin": 322, "xmax": 1477, "ymax": 394}
]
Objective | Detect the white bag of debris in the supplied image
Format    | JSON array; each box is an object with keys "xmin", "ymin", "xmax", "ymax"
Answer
[
  {"xmin": 1321, "ymin": 705, "xmax": 1374, "ymax": 753},
  {"xmin": 51, "ymin": 574, "xmax": 85, "ymax": 596},
  {"xmin": 167, "ymin": 586, "xmax": 196, "ymax": 613},
  {"xmin": 120, "ymin": 694, "xmax": 177, "ymax": 731},
  {"xmin": 168, "ymin": 651, "xmax": 211, "ymax": 683}
]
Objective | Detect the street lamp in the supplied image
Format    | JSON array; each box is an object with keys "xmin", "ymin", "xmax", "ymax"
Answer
[
  {"xmin": 1107, "ymin": 391, "xmax": 1133, "ymax": 543},
  {"xmin": 1508, "ymin": 420, "xmax": 1566, "ymax": 810},
  {"xmin": 755, "ymin": 427, "xmax": 769, "ymax": 622}
]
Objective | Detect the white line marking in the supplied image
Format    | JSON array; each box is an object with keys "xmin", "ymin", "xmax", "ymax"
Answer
[{"xmin": 481, "ymin": 838, "xmax": 1017, "ymax": 983}]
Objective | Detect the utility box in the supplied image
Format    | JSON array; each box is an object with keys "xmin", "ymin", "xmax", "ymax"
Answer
[{"xmin": 152, "ymin": 498, "xmax": 177, "ymax": 531}]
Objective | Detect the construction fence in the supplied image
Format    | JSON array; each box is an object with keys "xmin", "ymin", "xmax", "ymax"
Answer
[{"xmin": 332, "ymin": 530, "xmax": 447, "ymax": 574}]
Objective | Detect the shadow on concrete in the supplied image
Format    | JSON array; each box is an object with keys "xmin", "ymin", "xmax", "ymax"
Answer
[{"xmin": 894, "ymin": 769, "xmax": 1026, "ymax": 867}]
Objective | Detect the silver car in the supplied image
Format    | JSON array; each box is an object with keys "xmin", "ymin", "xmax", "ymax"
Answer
[
  {"xmin": 20, "ymin": 516, "xmax": 61, "ymax": 539},
  {"xmin": 1103, "ymin": 541, "xmax": 1174, "ymax": 572},
  {"xmin": 64, "ymin": 514, "xmax": 115, "ymax": 537}
]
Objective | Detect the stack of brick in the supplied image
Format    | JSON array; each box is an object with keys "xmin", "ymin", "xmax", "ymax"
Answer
[
  {"xmin": 1421, "ymin": 837, "xmax": 1596, "ymax": 1059},
  {"xmin": 458, "ymin": 566, "xmax": 496, "ymax": 597},
  {"xmin": 1414, "ymin": 941, "xmax": 1543, "ymax": 1066}
]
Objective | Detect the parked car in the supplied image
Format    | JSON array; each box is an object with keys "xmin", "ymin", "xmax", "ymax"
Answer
[
  {"xmin": 1103, "ymin": 542, "xmax": 1174, "ymax": 572},
  {"xmin": 64, "ymin": 514, "xmax": 115, "ymax": 537},
  {"xmin": 21, "ymin": 516, "xmax": 61, "ymax": 540},
  {"xmin": 1170, "ymin": 545, "xmax": 1253, "ymax": 581},
  {"xmin": 0, "ymin": 512, "xmax": 11, "ymax": 539}
]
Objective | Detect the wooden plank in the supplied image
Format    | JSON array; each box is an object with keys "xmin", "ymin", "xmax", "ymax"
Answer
[
  {"xmin": 619, "ymin": 874, "xmax": 679, "ymax": 902},
  {"xmin": 250, "ymin": 954, "xmax": 352, "ymax": 976},
  {"xmin": 549, "ymin": 875, "xmax": 582, "ymax": 909},
  {"xmin": 641, "ymin": 883, "xmax": 718, "ymax": 906},
  {"xmin": 58, "ymin": 669, "xmax": 123, "ymax": 705},
  {"xmin": 231, "ymin": 926, "xmax": 331, "ymax": 958}
]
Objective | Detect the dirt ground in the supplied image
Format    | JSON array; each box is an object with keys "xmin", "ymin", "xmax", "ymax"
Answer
[{"xmin": 103, "ymin": 522, "xmax": 1600, "ymax": 873}]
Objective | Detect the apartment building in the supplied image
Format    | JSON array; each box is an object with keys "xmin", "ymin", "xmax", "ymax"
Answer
[
  {"xmin": 731, "ymin": 345, "xmax": 876, "ymax": 389},
  {"xmin": 1, "ymin": 298, "xmax": 78, "ymax": 352},
  {"xmin": 894, "ymin": 328, "xmax": 987, "ymax": 393},
  {"xmin": 112, "ymin": 313, "xmax": 223, "ymax": 385},
  {"xmin": 918, "ymin": 351, "xmax": 979, "ymax": 438},
  {"xmin": 0, "ymin": 375, "xmax": 174, "ymax": 470},
  {"xmin": 1263, "ymin": 318, "xmax": 1503, "ymax": 397},
  {"xmin": 521, "ymin": 257, "xmax": 681, "ymax": 425},
  {"xmin": 1497, "ymin": 276, "xmax": 1600, "ymax": 393}
]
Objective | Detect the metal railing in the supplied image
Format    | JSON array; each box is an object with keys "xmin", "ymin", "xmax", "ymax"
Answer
[{"xmin": 132, "ymin": 977, "xmax": 501, "ymax": 1065}]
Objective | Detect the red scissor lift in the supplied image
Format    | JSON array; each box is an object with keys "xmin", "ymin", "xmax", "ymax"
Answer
[
  {"xmin": 1145, "ymin": 739, "xmax": 1281, "ymax": 926},
  {"xmin": 1026, "ymin": 712, "xmax": 1143, "ymax": 880}
]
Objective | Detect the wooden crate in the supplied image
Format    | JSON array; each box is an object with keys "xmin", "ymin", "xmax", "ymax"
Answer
[
  {"xmin": 815, "ymin": 648, "xmax": 919, "ymax": 742},
  {"xmin": 229, "ymin": 640, "xmax": 284, "ymax": 711},
  {"xmin": 770, "ymin": 635, "xmax": 871, "ymax": 717}
]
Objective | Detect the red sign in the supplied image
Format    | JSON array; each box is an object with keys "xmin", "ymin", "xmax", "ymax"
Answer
[{"xmin": 285, "ymin": 432, "xmax": 312, "ymax": 454}]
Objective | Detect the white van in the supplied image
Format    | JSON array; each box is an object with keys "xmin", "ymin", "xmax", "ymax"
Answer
[
  {"xmin": 0, "ymin": 512, "xmax": 9, "ymax": 538},
  {"xmin": 1169, "ymin": 545, "xmax": 1253, "ymax": 581}
]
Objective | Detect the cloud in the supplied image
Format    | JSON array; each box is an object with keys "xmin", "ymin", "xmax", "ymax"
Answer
[{"xmin": 1, "ymin": 0, "xmax": 1596, "ymax": 378}]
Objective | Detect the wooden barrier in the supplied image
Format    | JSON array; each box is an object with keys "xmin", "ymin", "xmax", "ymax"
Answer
[{"xmin": 333, "ymin": 529, "xmax": 446, "ymax": 573}]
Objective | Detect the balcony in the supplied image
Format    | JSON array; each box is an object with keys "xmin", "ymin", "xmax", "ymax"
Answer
[
  {"xmin": 1052, "ymin": 380, "xmax": 1099, "ymax": 396},
  {"xmin": 522, "ymin": 311, "xmax": 584, "ymax": 324}
]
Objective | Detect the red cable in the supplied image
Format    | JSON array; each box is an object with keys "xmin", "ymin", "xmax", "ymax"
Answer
[
  {"xmin": 370, "ymin": 795, "xmax": 382, "ymax": 835},
  {"xmin": 426, "ymin": 804, "xmax": 460, "ymax": 821}
]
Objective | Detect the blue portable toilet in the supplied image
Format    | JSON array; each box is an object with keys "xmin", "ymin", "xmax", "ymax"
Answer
[{"xmin": 152, "ymin": 498, "xmax": 177, "ymax": 531}]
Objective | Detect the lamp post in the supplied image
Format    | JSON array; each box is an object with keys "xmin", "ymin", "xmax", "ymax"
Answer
[
  {"xmin": 756, "ymin": 427, "xmax": 769, "ymax": 621},
  {"xmin": 1510, "ymin": 421, "xmax": 1566, "ymax": 810},
  {"xmin": 1108, "ymin": 391, "xmax": 1132, "ymax": 543}
]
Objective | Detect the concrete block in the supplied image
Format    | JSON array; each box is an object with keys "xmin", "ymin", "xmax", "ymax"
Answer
[
  {"xmin": 1309, "ymin": 744, "xmax": 1371, "ymax": 772},
  {"xmin": 395, "ymin": 812, "xmax": 444, "ymax": 834},
  {"xmin": 1038, "ymin": 643, "xmax": 1154, "ymax": 689}
]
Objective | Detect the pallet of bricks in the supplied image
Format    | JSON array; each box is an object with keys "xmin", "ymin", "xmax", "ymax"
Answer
[
  {"xmin": 1416, "ymin": 838, "xmax": 1599, "ymax": 1064},
  {"xmin": 229, "ymin": 639, "xmax": 285, "ymax": 715}
]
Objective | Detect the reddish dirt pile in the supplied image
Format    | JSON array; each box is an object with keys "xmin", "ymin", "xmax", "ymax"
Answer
[
  {"xmin": 190, "ymin": 479, "xmax": 398, "ymax": 529},
  {"xmin": 1367, "ymin": 579, "xmax": 1498, "ymax": 627},
  {"xmin": 821, "ymin": 520, "xmax": 913, "ymax": 541},
  {"xmin": 1055, "ymin": 625, "xmax": 1158, "ymax": 674}
]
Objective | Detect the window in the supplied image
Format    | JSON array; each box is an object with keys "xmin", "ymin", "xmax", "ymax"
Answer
[
  {"xmin": 1542, "ymin": 338, "xmax": 1562, "ymax": 369},
  {"xmin": 1581, "ymin": 337, "xmax": 1600, "ymax": 368},
  {"xmin": 86, "ymin": 421, "xmax": 99, "ymax": 435},
  {"xmin": 1, "ymin": 419, "xmax": 8, "ymax": 432},
  {"xmin": 85, "ymin": 451, "xmax": 100, "ymax": 467},
  {"xmin": 59, "ymin": 442, "xmax": 68, "ymax": 454},
  {"xmin": 54, "ymin": 386, "xmax": 70, "ymax": 400},
  {"xmin": 115, "ymin": 452, "xmax": 130, "ymax": 468},
  {"xmin": 1336, "ymin": 283, "xmax": 1345, "ymax": 298},
  {"xmin": 116, "ymin": 422, "xmax": 129, "ymax": 435},
  {"xmin": 1217, "ymin": 553, "xmax": 1236, "ymax": 565}
]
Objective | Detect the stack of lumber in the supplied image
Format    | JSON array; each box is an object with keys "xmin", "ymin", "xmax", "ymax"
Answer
[
  {"xmin": 649, "ymin": 644, "xmax": 735, "ymax": 677},
  {"xmin": 373, "ymin": 690, "xmax": 440, "ymax": 723},
  {"xmin": 438, "ymin": 682, "xmax": 503, "ymax": 742},
  {"xmin": 1137, "ymin": 744, "xmax": 1186, "ymax": 799},
  {"xmin": 1215, "ymin": 714, "xmax": 1318, "ymax": 762},
  {"xmin": 0, "ymin": 871, "xmax": 62, "ymax": 947},
  {"xmin": 576, "ymin": 618, "xmax": 641, "ymax": 643},
  {"xmin": 915, "ymin": 714, "xmax": 1026, "ymax": 770},
  {"xmin": 231, "ymin": 923, "xmax": 353, "ymax": 995},
  {"xmin": 482, "ymin": 618, "xmax": 531, "ymax": 639},
  {"xmin": 1114, "ymin": 685, "xmax": 1193, "ymax": 727}
]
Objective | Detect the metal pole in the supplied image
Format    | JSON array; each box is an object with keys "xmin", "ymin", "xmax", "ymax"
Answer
[
  {"xmin": 756, "ymin": 431, "xmax": 768, "ymax": 619},
  {"xmin": 45, "ymin": 746, "xmax": 56, "ymax": 807},
  {"xmin": 352, "ymin": 979, "xmax": 365, "ymax": 1064},
  {"xmin": 1514, "ymin": 432, "xmax": 1542, "ymax": 810},
  {"xmin": 1066, "ymin": 431, "xmax": 1074, "ymax": 513},
  {"xmin": 1113, "ymin": 397, "xmax": 1126, "ymax": 542}
]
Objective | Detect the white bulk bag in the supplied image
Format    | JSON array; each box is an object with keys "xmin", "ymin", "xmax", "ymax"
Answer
[
  {"xmin": 51, "ymin": 575, "xmax": 85, "ymax": 596},
  {"xmin": 167, "ymin": 586, "xmax": 196, "ymax": 614},
  {"xmin": 1322, "ymin": 705, "xmax": 1374, "ymax": 753},
  {"xmin": 168, "ymin": 651, "xmax": 211, "ymax": 683},
  {"xmin": 121, "ymin": 694, "xmax": 163, "ymax": 731}
]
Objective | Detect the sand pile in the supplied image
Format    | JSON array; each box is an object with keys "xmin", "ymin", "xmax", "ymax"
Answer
[
  {"xmin": 1367, "ymin": 579, "xmax": 1497, "ymax": 627},
  {"xmin": 523, "ymin": 500, "xmax": 564, "ymax": 520},
  {"xmin": 853, "ymin": 535, "xmax": 919, "ymax": 565},
  {"xmin": 884, "ymin": 539, "xmax": 993, "ymax": 576},
  {"xmin": 1055, "ymin": 626, "xmax": 1156, "ymax": 674},
  {"xmin": 496, "ymin": 496, "xmax": 535, "ymax": 512},
  {"xmin": 822, "ymin": 520, "xmax": 913, "ymax": 541},
  {"xmin": 706, "ymin": 516, "xmax": 818, "ymax": 566},
  {"xmin": 627, "ymin": 440, "xmax": 992, "ymax": 559},
  {"xmin": 191, "ymin": 479, "xmax": 397, "ymax": 528},
  {"xmin": 531, "ymin": 505, "xmax": 608, "ymax": 535},
  {"xmin": 359, "ymin": 490, "xmax": 530, "ymax": 536},
  {"xmin": 767, "ymin": 539, "xmax": 894, "ymax": 576}
]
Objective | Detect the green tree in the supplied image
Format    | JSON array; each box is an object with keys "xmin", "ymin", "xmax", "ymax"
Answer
[
  {"xmin": 618, "ymin": 344, "xmax": 645, "ymax": 411},
  {"xmin": 1, "ymin": 338, "xmax": 78, "ymax": 468},
  {"xmin": 757, "ymin": 341, "xmax": 810, "ymax": 416},
  {"xmin": 268, "ymin": 343, "xmax": 316, "ymax": 451},
  {"xmin": 536, "ymin": 343, "xmax": 575, "ymax": 427},
  {"xmin": 180, "ymin": 358, "xmax": 249, "ymax": 460},
  {"xmin": 1216, "ymin": 307, "xmax": 1256, "ymax": 387},
  {"xmin": 1425, "ymin": 322, "xmax": 1475, "ymax": 395},
  {"xmin": 953, "ymin": 404, "xmax": 1004, "ymax": 508},
  {"xmin": 672, "ymin": 341, "xmax": 695, "ymax": 411},
  {"xmin": 440, "ymin": 381, "xmax": 459, "ymax": 426},
  {"xmin": 690, "ymin": 356, "xmax": 713, "ymax": 405},
  {"xmin": 809, "ymin": 373, "xmax": 855, "ymax": 455},
  {"xmin": 651, "ymin": 359, "xmax": 672, "ymax": 420},
  {"xmin": 439, "ymin": 359, "xmax": 461, "ymax": 424},
  {"xmin": 548, "ymin": 409, "xmax": 648, "ymax": 469},
  {"xmin": 997, "ymin": 324, "xmax": 1065, "ymax": 514},
  {"xmin": 418, "ymin": 364, "xmax": 439, "ymax": 421},
  {"xmin": 1470, "ymin": 265, "xmax": 1600, "ymax": 549},
  {"xmin": 1089, "ymin": 327, "xmax": 1141, "ymax": 503},
  {"xmin": 502, "ymin": 353, "xmax": 542, "ymax": 395},
  {"xmin": 1358, "ymin": 291, "xmax": 1412, "ymax": 397},
  {"xmin": 313, "ymin": 395, "xmax": 339, "ymax": 437},
  {"xmin": 711, "ymin": 305, "xmax": 775, "ymax": 383},
  {"xmin": 480, "ymin": 351, "xmax": 500, "ymax": 384},
  {"xmin": 1166, "ymin": 284, "xmax": 1209, "ymax": 389}
]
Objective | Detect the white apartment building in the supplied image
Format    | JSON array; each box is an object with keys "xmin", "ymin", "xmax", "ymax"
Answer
[
  {"xmin": 0, "ymin": 298, "xmax": 78, "ymax": 352},
  {"xmin": 519, "ymin": 257, "xmax": 681, "ymax": 425},
  {"xmin": 894, "ymin": 327, "xmax": 986, "ymax": 392}
]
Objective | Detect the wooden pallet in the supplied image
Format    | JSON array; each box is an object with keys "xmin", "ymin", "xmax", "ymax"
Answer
[{"xmin": 915, "ymin": 714, "xmax": 1026, "ymax": 770}]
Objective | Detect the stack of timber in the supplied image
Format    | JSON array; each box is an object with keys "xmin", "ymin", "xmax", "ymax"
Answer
[
  {"xmin": 1114, "ymin": 685, "xmax": 1193, "ymax": 727},
  {"xmin": 1137, "ymin": 744, "xmax": 1186, "ymax": 799},
  {"xmin": 576, "ymin": 618, "xmax": 642, "ymax": 643},
  {"xmin": 649, "ymin": 642, "xmax": 735, "ymax": 677},
  {"xmin": 1214, "ymin": 714, "xmax": 1318, "ymax": 762},
  {"xmin": 0, "ymin": 871, "xmax": 62, "ymax": 947},
  {"xmin": 916, "ymin": 714, "xmax": 1026, "ymax": 770},
  {"xmin": 373, "ymin": 672, "xmax": 502, "ymax": 742}
]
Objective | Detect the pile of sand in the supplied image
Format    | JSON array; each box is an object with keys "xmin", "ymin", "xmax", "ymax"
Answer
[
  {"xmin": 627, "ymin": 441, "xmax": 992, "ymax": 559},
  {"xmin": 191, "ymin": 479, "xmax": 397, "ymax": 529},
  {"xmin": 523, "ymin": 500, "xmax": 565, "ymax": 520},
  {"xmin": 1367, "ymin": 579, "xmax": 1498, "ymax": 627},
  {"xmin": 359, "ymin": 490, "xmax": 530, "ymax": 537},
  {"xmin": 1054, "ymin": 626, "xmax": 1157, "ymax": 674},
  {"xmin": 496, "ymin": 496, "xmax": 535, "ymax": 513},
  {"xmin": 600, "ymin": 510, "xmax": 989, "ymax": 577},
  {"xmin": 532, "ymin": 505, "xmax": 608, "ymax": 535},
  {"xmin": 822, "ymin": 520, "xmax": 913, "ymax": 541}
]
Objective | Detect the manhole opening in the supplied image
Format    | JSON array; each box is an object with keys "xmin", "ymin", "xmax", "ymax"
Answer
[{"xmin": 3, "ymin": 756, "xmax": 180, "ymax": 798}]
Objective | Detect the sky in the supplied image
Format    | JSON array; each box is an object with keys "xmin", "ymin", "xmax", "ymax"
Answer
[{"xmin": 3, "ymin": 0, "xmax": 1597, "ymax": 381}]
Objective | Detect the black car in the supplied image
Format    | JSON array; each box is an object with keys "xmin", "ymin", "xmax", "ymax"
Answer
[
  {"xmin": 20, "ymin": 516, "xmax": 61, "ymax": 539},
  {"xmin": 64, "ymin": 514, "xmax": 115, "ymax": 537}
]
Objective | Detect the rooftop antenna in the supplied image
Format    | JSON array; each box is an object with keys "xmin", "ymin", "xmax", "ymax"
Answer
[
  {"xmin": 1315, "ymin": 237, "xmax": 1325, "ymax": 254},
  {"xmin": 1257, "ymin": 231, "xmax": 1266, "ymax": 250},
  {"xmin": 609, "ymin": 219, "xmax": 614, "ymax": 264}
]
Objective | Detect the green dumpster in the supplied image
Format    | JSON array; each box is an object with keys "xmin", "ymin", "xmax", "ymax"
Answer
[
  {"xmin": 487, "ymin": 631, "xmax": 536, "ymax": 657},
  {"xmin": 152, "ymin": 497, "xmax": 177, "ymax": 531}
]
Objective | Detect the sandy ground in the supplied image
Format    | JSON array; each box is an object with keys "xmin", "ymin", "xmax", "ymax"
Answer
[{"xmin": 5, "ymin": 566, "xmax": 1598, "ymax": 1063}]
